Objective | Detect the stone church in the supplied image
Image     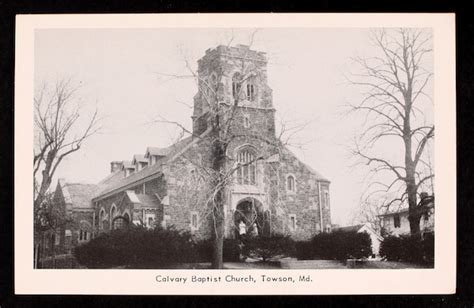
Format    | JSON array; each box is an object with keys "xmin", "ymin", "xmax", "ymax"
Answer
[{"xmin": 52, "ymin": 45, "xmax": 332, "ymax": 252}]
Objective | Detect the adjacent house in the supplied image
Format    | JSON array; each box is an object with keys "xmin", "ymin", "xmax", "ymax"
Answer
[
  {"xmin": 378, "ymin": 193, "xmax": 434, "ymax": 237},
  {"xmin": 333, "ymin": 223, "xmax": 383, "ymax": 257}
]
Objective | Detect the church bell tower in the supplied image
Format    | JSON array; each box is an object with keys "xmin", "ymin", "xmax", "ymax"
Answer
[{"xmin": 191, "ymin": 44, "xmax": 276, "ymax": 138}]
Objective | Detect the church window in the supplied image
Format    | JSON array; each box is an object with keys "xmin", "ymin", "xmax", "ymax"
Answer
[
  {"xmin": 247, "ymin": 83, "xmax": 256, "ymax": 101},
  {"xmin": 99, "ymin": 208, "xmax": 105, "ymax": 229},
  {"xmin": 394, "ymin": 214, "xmax": 401, "ymax": 228},
  {"xmin": 110, "ymin": 204, "xmax": 117, "ymax": 220},
  {"xmin": 232, "ymin": 73, "xmax": 242, "ymax": 101},
  {"xmin": 289, "ymin": 214, "xmax": 297, "ymax": 231},
  {"xmin": 287, "ymin": 175, "xmax": 296, "ymax": 192},
  {"xmin": 325, "ymin": 224, "xmax": 332, "ymax": 233},
  {"xmin": 243, "ymin": 115, "xmax": 250, "ymax": 128},
  {"xmin": 191, "ymin": 211, "xmax": 199, "ymax": 230},
  {"xmin": 236, "ymin": 150, "xmax": 257, "ymax": 185},
  {"xmin": 324, "ymin": 190, "xmax": 330, "ymax": 208}
]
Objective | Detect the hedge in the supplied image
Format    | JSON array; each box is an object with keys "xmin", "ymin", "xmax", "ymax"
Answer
[
  {"xmin": 74, "ymin": 226, "xmax": 196, "ymax": 268},
  {"xmin": 296, "ymin": 231, "xmax": 372, "ymax": 261},
  {"xmin": 380, "ymin": 233, "xmax": 434, "ymax": 266}
]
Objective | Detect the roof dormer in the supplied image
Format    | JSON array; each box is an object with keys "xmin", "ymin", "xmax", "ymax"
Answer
[
  {"xmin": 132, "ymin": 154, "xmax": 148, "ymax": 171},
  {"xmin": 144, "ymin": 147, "xmax": 170, "ymax": 166},
  {"xmin": 121, "ymin": 161, "xmax": 135, "ymax": 177}
]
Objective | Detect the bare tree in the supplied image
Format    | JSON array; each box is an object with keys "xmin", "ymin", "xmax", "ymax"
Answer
[
  {"xmin": 347, "ymin": 28, "xmax": 434, "ymax": 236},
  {"xmin": 34, "ymin": 78, "xmax": 100, "ymax": 209},
  {"xmin": 350, "ymin": 198, "xmax": 385, "ymax": 234},
  {"xmin": 34, "ymin": 78, "xmax": 100, "ymax": 267},
  {"xmin": 155, "ymin": 35, "xmax": 315, "ymax": 268}
]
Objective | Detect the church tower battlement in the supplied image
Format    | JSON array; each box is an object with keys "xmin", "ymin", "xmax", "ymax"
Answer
[{"xmin": 192, "ymin": 44, "xmax": 275, "ymax": 137}]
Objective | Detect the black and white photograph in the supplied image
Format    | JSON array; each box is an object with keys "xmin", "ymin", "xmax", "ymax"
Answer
[{"xmin": 15, "ymin": 13, "xmax": 455, "ymax": 295}]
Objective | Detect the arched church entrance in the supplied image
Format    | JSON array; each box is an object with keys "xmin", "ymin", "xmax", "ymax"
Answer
[
  {"xmin": 233, "ymin": 198, "xmax": 270, "ymax": 238},
  {"xmin": 112, "ymin": 215, "xmax": 130, "ymax": 230}
]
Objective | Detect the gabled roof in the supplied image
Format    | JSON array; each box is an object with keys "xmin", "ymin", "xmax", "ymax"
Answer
[
  {"xmin": 121, "ymin": 161, "xmax": 134, "ymax": 169},
  {"xmin": 132, "ymin": 154, "xmax": 148, "ymax": 164},
  {"xmin": 333, "ymin": 223, "xmax": 383, "ymax": 241},
  {"xmin": 94, "ymin": 136, "xmax": 195, "ymax": 200},
  {"xmin": 283, "ymin": 147, "xmax": 330, "ymax": 182},
  {"xmin": 135, "ymin": 193, "xmax": 160, "ymax": 209},
  {"xmin": 145, "ymin": 147, "xmax": 171, "ymax": 157},
  {"xmin": 59, "ymin": 181, "xmax": 97, "ymax": 209},
  {"xmin": 333, "ymin": 224, "xmax": 365, "ymax": 233}
]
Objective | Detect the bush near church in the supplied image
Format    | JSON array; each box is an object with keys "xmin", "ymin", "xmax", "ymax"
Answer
[
  {"xmin": 74, "ymin": 225, "xmax": 196, "ymax": 268},
  {"xmin": 243, "ymin": 234, "xmax": 296, "ymax": 261},
  {"xmin": 380, "ymin": 233, "xmax": 434, "ymax": 266},
  {"xmin": 194, "ymin": 238, "xmax": 241, "ymax": 262},
  {"xmin": 296, "ymin": 230, "xmax": 372, "ymax": 261}
]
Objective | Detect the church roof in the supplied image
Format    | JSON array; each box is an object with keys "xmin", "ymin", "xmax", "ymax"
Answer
[
  {"xmin": 59, "ymin": 181, "xmax": 97, "ymax": 209},
  {"xmin": 283, "ymin": 147, "xmax": 330, "ymax": 182},
  {"xmin": 132, "ymin": 154, "xmax": 148, "ymax": 163},
  {"xmin": 93, "ymin": 136, "xmax": 195, "ymax": 200},
  {"xmin": 145, "ymin": 147, "xmax": 171, "ymax": 157},
  {"xmin": 135, "ymin": 193, "xmax": 160, "ymax": 209},
  {"xmin": 121, "ymin": 161, "xmax": 134, "ymax": 169}
]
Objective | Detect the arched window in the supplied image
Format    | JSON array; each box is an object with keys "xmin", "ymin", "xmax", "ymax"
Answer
[
  {"xmin": 232, "ymin": 73, "xmax": 242, "ymax": 101},
  {"xmin": 112, "ymin": 216, "xmax": 129, "ymax": 230},
  {"xmin": 243, "ymin": 115, "xmax": 250, "ymax": 128},
  {"xmin": 287, "ymin": 175, "xmax": 296, "ymax": 192},
  {"xmin": 246, "ymin": 81, "xmax": 256, "ymax": 101},
  {"xmin": 393, "ymin": 214, "xmax": 401, "ymax": 228},
  {"xmin": 99, "ymin": 208, "xmax": 105, "ymax": 229},
  {"xmin": 236, "ymin": 149, "xmax": 257, "ymax": 185},
  {"xmin": 324, "ymin": 190, "xmax": 330, "ymax": 208},
  {"xmin": 110, "ymin": 204, "xmax": 117, "ymax": 220}
]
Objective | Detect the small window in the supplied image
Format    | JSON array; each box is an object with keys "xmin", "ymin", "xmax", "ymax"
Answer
[
  {"xmin": 191, "ymin": 212, "xmax": 199, "ymax": 230},
  {"xmin": 79, "ymin": 230, "xmax": 83, "ymax": 241},
  {"xmin": 394, "ymin": 214, "xmax": 401, "ymax": 228},
  {"xmin": 324, "ymin": 191, "xmax": 330, "ymax": 208},
  {"xmin": 424, "ymin": 212, "xmax": 430, "ymax": 221},
  {"xmin": 145, "ymin": 213, "xmax": 155, "ymax": 229},
  {"xmin": 54, "ymin": 233, "xmax": 60, "ymax": 245},
  {"xmin": 232, "ymin": 73, "xmax": 242, "ymax": 101},
  {"xmin": 325, "ymin": 224, "xmax": 332, "ymax": 233},
  {"xmin": 289, "ymin": 214, "xmax": 297, "ymax": 231},
  {"xmin": 287, "ymin": 175, "xmax": 295, "ymax": 192},
  {"xmin": 246, "ymin": 83, "xmax": 256, "ymax": 101},
  {"xmin": 244, "ymin": 116, "xmax": 250, "ymax": 128}
]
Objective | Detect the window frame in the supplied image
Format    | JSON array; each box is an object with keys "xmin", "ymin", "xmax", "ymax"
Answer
[
  {"xmin": 286, "ymin": 174, "xmax": 296, "ymax": 193},
  {"xmin": 393, "ymin": 214, "xmax": 401, "ymax": 228},
  {"xmin": 236, "ymin": 149, "xmax": 258, "ymax": 186},
  {"xmin": 289, "ymin": 214, "xmax": 297, "ymax": 231},
  {"xmin": 190, "ymin": 211, "xmax": 199, "ymax": 231}
]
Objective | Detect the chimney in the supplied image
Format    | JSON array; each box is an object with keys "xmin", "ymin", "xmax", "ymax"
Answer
[{"xmin": 110, "ymin": 161, "xmax": 122, "ymax": 173}]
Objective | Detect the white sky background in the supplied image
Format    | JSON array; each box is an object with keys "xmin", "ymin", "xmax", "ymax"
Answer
[{"xmin": 34, "ymin": 28, "xmax": 433, "ymax": 226}]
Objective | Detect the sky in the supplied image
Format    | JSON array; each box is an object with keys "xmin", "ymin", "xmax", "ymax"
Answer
[{"xmin": 34, "ymin": 28, "xmax": 433, "ymax": 226}]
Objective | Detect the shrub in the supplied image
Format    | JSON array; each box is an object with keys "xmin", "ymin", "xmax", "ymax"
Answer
[
  {"xmin": 380, "ymin": 233, "xmax": 434, "ymax": 266},
  {"xmin": 244, "ymin": 234, "xmax": 295, "ymax": 261},
  {"xmin": 195, "ymin": 238, "xmax": 241, "ymax": 262},
  {"xmin": 296, "ymin": 231, "xmax": 372, "ymax": 261},
  {"xmin": 74, "ymin": 225, "xmax": 196, "ymax": 268}
]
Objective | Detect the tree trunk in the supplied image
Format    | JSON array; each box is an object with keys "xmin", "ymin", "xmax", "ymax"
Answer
[
  {"xmin": 404, "ymin": 111, "xmax": 422, "ymax": 237},
  {"xmin": 212, "ymin": 204, "xmax": 225, "ymax": 269},
  {"xmin": 211, "ymin": 127, "xmax": 227, "ymax": 269}
]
